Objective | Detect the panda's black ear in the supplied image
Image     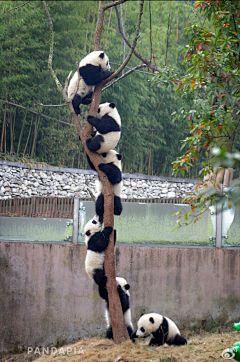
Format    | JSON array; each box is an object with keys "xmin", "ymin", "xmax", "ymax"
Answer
[
  {"xmin": 125, "ymin": 284, "xmax": 130, "ymax": 290},
  {"xmin": 99, "ymin": 52, "xmax": 105, "ymax": 59},
  {"xmin": 101, "ymin": 153, "xmax": 107, "ymax": 158},
  {"xmin": 149, "ymin": 317, "xmax": 154, "ymax": 324},
  {"xmin": 117, "ymin": 153, "xmax": 122, "ymax": 161},
  {"xmin": 140, "ymin": 313, "xmax": 144, "ymax": 317},
  {"xmin": 109, "ymin": 102, "xmax": 116, "ymax": 109},
  {"xmin": 86, "ymin": 230, "xmax": 91, "ymax": 237}
]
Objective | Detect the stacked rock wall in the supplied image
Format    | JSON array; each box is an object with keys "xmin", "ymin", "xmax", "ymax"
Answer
[{"xmin": 0, "ymin": 160, "xmax": 198, "ymax": 200}]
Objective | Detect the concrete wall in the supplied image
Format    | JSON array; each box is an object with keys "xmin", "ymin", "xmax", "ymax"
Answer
[{"xmin": 1, "ymin": 241, "xmax": 240, "ymax": 352}]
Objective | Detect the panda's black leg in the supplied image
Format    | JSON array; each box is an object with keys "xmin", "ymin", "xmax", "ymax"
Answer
[
  {"xmin": 86, "ymin": 135, "xmax": 104, "ymax": 152},
  {"xmin": 106, "ymin": 326, "xmax": 113, "ymax": 340},
  {"xmin": 98, "ymin": 285, "xmax": 108, "ymax": 301},
  {"xmin": 72, "ymin": 94, "xmax": 83, "ymax": 114},
  {"xmin": 93, "ymin": 269, "xmax": 107, "ymax": 287},
  {"xmin": 81, "ymin": 91, "xmax": 93, "ymax": 105},
  {"xmin": 114, "ymin": 196, "xmax": 122, "ymax": 216},
  {"xmin": 171, "ymin": 334, "xmax": 187, "ymax": 346},
  {"xmin": 149, "ymin": 337, "xmax": 158, "ymax": 346},
  {"xmin": 127, "ymin": 325, "xmax": 134, "ymax": 339},
  {"xmin": 95, "ymin": 193, "xmax": 104, "ymax": 222},
  {"xmin": 98, "ymin": 163, "xmax": 122, "ymax": 185}
]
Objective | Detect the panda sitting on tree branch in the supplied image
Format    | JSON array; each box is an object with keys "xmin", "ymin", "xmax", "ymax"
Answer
[{"xmin": 42, "ymin": 0, "xmax": 144, "ymax": 345}]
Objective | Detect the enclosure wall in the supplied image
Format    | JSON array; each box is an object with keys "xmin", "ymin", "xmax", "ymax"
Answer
[{"xmin": 0, "ymin": 241, "xmax": 239, "ymax": 352}]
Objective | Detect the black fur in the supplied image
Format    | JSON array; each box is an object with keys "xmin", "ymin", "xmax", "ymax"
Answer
[
  {"xmin": 95, "ymin": 193, "xmax": 122, "ymax": 219},
  {"xmin": 148, "ymin": 317, "xmax": 187, "ymax": 346},
  {"xmin": 86, "ymin": 153, "xmax": 96, "ymax": 172},
  {"xmin": 87, "ymin": 114, "xmax": 121, "ymax": 134},
  {"xmin": 87, "ymin": 226, "xmax": 112, "ymax": 287},
  {"xmin": 80, "ymin": 64, "xmax": 113, "ymax": 86},
  {"xmin": 98, "ymin": 162, "xmax": 122, "ymax": 185},
  {"xmin": 99, "ymin": 282, "xmax": 133, "ymax": 340},
  {"xmin": 72, "ymin": 94, "xmax": 82, "ymax": 115},
  {"xmin": 86, "ymin": 134, "xmax": 104, "ymax": 152},
  {"xmin": 81, "ymin": 91, "xmax": 93, "ymax": 105},
  {"xmin": 149, "ymin": 317, "xmax": 169, "ymax": 346}
]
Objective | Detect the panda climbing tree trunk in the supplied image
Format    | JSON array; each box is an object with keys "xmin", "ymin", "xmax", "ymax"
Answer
[{"xmin": 42, "ymin": 0, "xmax": 144, "ymax": 344}]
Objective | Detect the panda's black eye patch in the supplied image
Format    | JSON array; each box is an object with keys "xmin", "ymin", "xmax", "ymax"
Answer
[
  {"xmin": 106, "ymin": 61, "xmax": 109, "ymax": 66},
  {"xmin": 140, "ymin": 327, "xmax": 145, "ymax": 333},
  {"xmin": 97, "ymin": 108, "xmax": 100, "ymax": 113},
  {"xmin": 92, "ymin": 220, "xmax": 97, "ymax": 224}
]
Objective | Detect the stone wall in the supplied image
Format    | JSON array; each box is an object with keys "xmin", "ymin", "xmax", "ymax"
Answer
[{"xmin": 0, "ymin": 160, "xmax": 198, "ymax": 201}]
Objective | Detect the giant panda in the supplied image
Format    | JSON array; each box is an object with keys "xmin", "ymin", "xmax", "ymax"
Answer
[
  {"xmin": 68, "ymin": 51, "xmax": 113, "ymax": 114},
  {"xmin": 99, "ymin": 277, "xmax": 134, "ymax": 339},
  {"xmin": 132, "ymin": 313, "xmax": 187, "ymax": 346},
  {"xmin": 95, "ymin": 150, "xmax": 123, "ymax": 221},
  {"xmin": 86, "ymin": 102, "xmax": 121, "ymax": 154},
  {"xmin": 84, "ymin": 215, "xmax": 113, "ymax": 287}
]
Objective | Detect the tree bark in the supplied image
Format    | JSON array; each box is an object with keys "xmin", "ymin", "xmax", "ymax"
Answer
[{"xmin": 42, "ymin": 0, "xmax": 144, "ymax": 344}]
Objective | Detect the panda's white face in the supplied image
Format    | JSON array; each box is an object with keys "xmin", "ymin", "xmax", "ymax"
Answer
[
  {"xmin": 101, "ymin": 150, "xmax": 122, "ymax": 171},
  {"xmin": 84, "ymin": 215, "xmax": 102, "ymax": 244},
  {"xmin": 96, "ymin": 102, "xmax": 121, "ymax": 126},
  {"xmin": 80, "ymin": 51, "xmax": 111, "ymax": 71},
  {"xmin": 135, "ymin": 313, "xmax": 163, "ymax": 338}
]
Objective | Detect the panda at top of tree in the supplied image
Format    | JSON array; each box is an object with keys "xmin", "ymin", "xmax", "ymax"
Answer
[
  {"xmin": 95, "ymin": 150, "xmax": 123, "ymax": 221},
  {"xmin": 132, "ymin": 313, "xmax": 187, "ymax": 346},
  {"xmin": 68, "ymin": 51, "xmax": 113, "ymax": 115},
  {"xmin": 98, "ymin": 277, "xmax": 134, "ymax": 340},
  {"xmin": 83, "ymin": 214, "xmax": 113, "ymax": 287},
  {"xmin": 86, "ymin": 102, "xmax": 121, "ymax": 154}
]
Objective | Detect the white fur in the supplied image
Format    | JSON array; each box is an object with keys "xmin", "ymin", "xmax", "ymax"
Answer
[
  {"xmin": 80, "ymin": 51, "xmax": 111, "ymax": 70},
  {"xmin": 68, "ymin": 73, "xmax": 94, "ymax": 100},
  {"xmin": 95, "ymin": 103, "xmax": 121, "ymax": 154},
  {"xmin": 68, "ymin": 51, "xmax": 110, "ymax": 104},
  {"xmin": 105, "ymin": 277, "xmax": 133, "ymax": 331},
  {"xmin": 95, "ymin": 150, "xmax": 123, "ymax": 197},
  {"xmin": 136, "ymin": 313, "xmax": 180, "ymax": 340},
  {"xmin": 84, "ymin": 215, "xmax": 104, "ymax": 280}
]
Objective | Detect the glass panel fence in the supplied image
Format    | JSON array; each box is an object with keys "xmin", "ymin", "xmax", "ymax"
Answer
[
  {"xmin": 79, "ymin": 201, "xmax": 216, "ymax": 246},
  {"xmin": 222, "ymin": 200, "xmax": 240, "ymax": 247},
  {"xmin": 0, "ymin": 217, "xmax": 73, "ymax": 242}
]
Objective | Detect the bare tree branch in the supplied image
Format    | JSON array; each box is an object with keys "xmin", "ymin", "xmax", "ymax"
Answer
[
  {"xmin": 103, "ymin": 64, "xmax": 147, "ymax": 91},
  {"xmin": 0, "ymin": 1, "xmax": 29, "ymax": 16},
  {"xmin": 103, "ymin": 0, "xmax": 144, "ymax": 84},
  {"xmin": 120, "ymin": 3, "xmax": 127, "ymax": 75},
  {"xmin": 0, "ymin": 99, "xmax": 74, "ymax": 126},
  {"xmin": 149, "ymin": 0, "xmax": 153, "ymax": 63},
  {"xmin": 115, "ymin": 4, "xmax": 163, "ymax": 73},
  {"xmin": 104, "ymin": 0, "xmax": 128, "ymax": 11}
]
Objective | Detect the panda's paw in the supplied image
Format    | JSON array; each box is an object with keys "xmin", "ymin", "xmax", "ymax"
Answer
[
  {"xmin": 87, "ymin": 115, "xmax": 95, "ymax": 122},
  {"xmin": 98, "ymin": 163, "xmax": 105, "ymax": 171},
  {"xmin": 103, "ymin": 226, "xmax": 113, "ymax": 235}
]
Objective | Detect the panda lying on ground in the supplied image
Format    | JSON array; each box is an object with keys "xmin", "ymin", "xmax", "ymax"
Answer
[
  {"xmin": 95, "ymin": 150, "xmax": 123, "ymax": 221},
  {"xmin": 99, "ymin": 277, "xmax": 134, "ymax": 339},
  {"xmin": 84, "ymin": 215, "xmax": 112, "ymax": 287},
  {"xmin": 68, "ymin": 51, "xmax": 113, "ymax": 114},
  {"xmin": 132, "ymin": 313, "xmax": 187, "ymax": 346},
  {"xmin": 86, "ymin": 102, "xmax": 121, "ymax": 154}
]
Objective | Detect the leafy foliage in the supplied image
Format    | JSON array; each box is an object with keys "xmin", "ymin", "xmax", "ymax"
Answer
[
  {"xmin": 0, "ymin": 0, "xmax": 197, "ymax": 176},
  {"xmin": 153, "ymin": 0, "xmax": 240, "ymax": 228}
]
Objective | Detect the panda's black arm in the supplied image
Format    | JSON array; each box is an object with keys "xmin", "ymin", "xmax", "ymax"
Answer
[
  {"xmin": 87, "ymin": 115, "xmax": 121, "ymax": 134},
  {"xmin": 80, "ymin": 64, "xmax": 113, "ymax": 86},
  {"xmin": 98, "ymin": 163, "xmax": 122, "ymax": 185},
  {"xmin": 87, "ymin": 228, "xmax": 112, "ymax": 252},
  {"xmin": 117, "ymin": 286, "xmax": 129, "ymax": 313}
]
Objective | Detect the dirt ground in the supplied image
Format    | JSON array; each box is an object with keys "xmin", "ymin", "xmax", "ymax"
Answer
[{"xmin": 1, "ymin": 330, "xmax": 239, "ymax": 362}]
